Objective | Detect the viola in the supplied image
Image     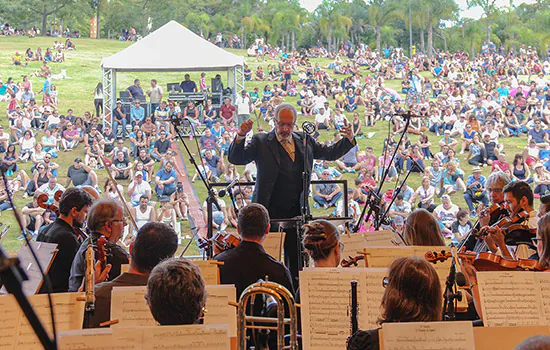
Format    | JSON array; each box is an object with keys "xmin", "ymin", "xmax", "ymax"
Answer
[
  {"xmin": 477, "ymin": 210, "xmax": 529, "ymax": 237},
  {"xmin": 341, "ymin": 255, "xmax": 365, "ymax": 267}
]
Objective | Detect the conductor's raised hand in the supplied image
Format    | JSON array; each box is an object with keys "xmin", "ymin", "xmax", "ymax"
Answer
[
  {"xmin": 238, "ymin": 120, "xmax": 253, "ymax": 137},
  {"xmin": 339, "ymin": 118, "xmax": 354, "ymax": 142}
]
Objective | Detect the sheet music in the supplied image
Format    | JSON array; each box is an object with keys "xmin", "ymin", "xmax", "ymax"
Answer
[
  {"xmin": 204, "ymin": 285, "xmax": 237, "ymax": 337},
  {"xmin": 364, "ymin": 230, "xmax": 401, "ymax": 246},
  {"xmin": 339, "ymin": 234, "xmax": 366, "ymax": 264},
  {"xmin": 300, "ymin": 268, "xmax": 361, "ymax": 350},
  {"xmin": 474, "ymin": 326, "xmax": 550, "ymax": 350},
  {"xmin": 0, "ymin": 241, "xmax": 58, "ymax": 296},
  {"xmin": 58, "ymin": 329, "xmax": 113, "ymax": 350},
  {"xmin": 536, "ymin": 273, "xmax": 550, "ymax": 323},
  {"xmin": 112, "ymin": 325, "xmax": 230, "ymax": 350},
  {"xmin": 16, "ymin": 292, "xmax": 85, "ymax": 349},
  {"xmin": 477, "ymin": 271, "xmax": 544, "ymax": 327},
  {"xmin": 191, "ymin": 260, "xmax": 220, "ymax": 284},
  {"xmin": 299, "ymin": 268, "xmax": 387, "ymax": 350},
  {"xmin": 120, "ymin": 264, "xmax": 129, "ymax": 274},
  {"xmin": 382, "ymin": 321, "xmax": 475, "ymax": 350},
  {"xmin": 262, "ymin": 231, "xmax": 285, "ymax": 261},
  {"xmin": 362, "ymin": 247, "xmax": 414, "ymax": 267},
  {"xmin": 359, "ymin": 269, "xmax": 387, "ymax": 329},
  {"xmin": 110, "ymin": 286, "xmax": 156, "ymax": 327},
  {"xmin": 0, "ymin": 295, "xmax": 20, "ymax": 349}
]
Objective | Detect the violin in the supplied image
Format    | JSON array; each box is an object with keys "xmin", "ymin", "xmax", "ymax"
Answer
[
  {"xmin": 341, "ymin": 255, "xmax": 365, "ymax": 267},
  {"xmin": 199, "ymin": 232, "xmax": 241, "ymax": 255},
  {"xmin": 96, "ymin": 235, "xmax": 109, "ymax": 269},
  {"xmin": 425, "ymin": 250, "xmax": 545, "ymax": 272},
  {"xmin": 477, "ymin": 210, "xmax": 529, "ymax": 236},
  {"xmin": 36, "ymin": 190, "xmax": 64, "ymax": 212}
]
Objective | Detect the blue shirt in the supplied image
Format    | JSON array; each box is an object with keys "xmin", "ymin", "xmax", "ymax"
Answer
[
  {"xmin": 466, "ymin": 175, "xmax": 486, "ymax": 189},
  {"xmin": 155, "ymin": 168, "xmax": 177, "ymax": 190},
  {"xmin": 130, "ymin": 106, "xmax": 145, "ymax": 123}
]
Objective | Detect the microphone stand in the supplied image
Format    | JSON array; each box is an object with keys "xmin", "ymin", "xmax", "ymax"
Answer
[
  {"xmin": 170, "ymin": 117, "xmax": 221, "ymax": 259},
  {"xmin": 353, "ymin": 112, "xmax": 414, "ymax": 232},
  {"xmin": 299, "ymin": 125, "xmax": 314, "ymax": 272},
  {"xmin": 0, "ymin": 168, "xmax": 57, "ymax": 350},
  {"xmin": 443, "ymin": 245, "xmax": 462, "ymax": 321}
]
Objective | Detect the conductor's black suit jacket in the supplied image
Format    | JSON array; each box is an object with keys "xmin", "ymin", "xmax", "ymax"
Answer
[{"xmin": 228, "ymin": 131, "xmax": 355, "ymax": 214}]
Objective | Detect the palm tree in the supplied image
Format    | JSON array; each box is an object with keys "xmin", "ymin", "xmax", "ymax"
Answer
[
  {"xmin": 316, "ymin": 0, "xmax": 352, "ymax": 51},
  {"xmin": 467, "ymin": 0, "xmax": 498, "ymax": 43},
  {"xmin": 367, "ymin": 0, "xmax": 399, "ymax": 52}
]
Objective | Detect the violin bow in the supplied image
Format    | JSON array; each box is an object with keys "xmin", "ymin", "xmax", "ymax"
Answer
[{"xmin": 97, "ymin": 152, "xmax": 139, "ymax": 245}]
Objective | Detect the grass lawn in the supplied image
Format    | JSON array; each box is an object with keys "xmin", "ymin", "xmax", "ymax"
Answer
[{"xmin": 0, "ymin": 36, "xmax": 533, "ymax": 254}]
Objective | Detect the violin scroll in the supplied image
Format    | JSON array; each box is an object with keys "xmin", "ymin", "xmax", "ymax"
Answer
[{"xmin": 341, "ymin": 255, "xmax": 365, "ymax": 268}]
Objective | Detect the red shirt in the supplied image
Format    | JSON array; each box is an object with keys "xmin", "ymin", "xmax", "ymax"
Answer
[{"xmin": 219, "ymin": 104, "xmax": 235, "ymax": 120}]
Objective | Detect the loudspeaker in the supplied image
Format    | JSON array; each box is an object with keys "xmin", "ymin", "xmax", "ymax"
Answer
[{"xmin": 211, "ymin": 78, "xmax": 223, "ymax": 93}]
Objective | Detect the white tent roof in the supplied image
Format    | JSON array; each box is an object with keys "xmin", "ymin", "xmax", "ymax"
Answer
[{"xmin": 101, "ymin": 21, "xmax": 244, "ymax": 72}]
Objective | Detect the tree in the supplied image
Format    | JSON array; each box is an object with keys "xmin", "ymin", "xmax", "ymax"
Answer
[
  {"xmin": 367, "ymin": 0, "xmax": 399, "ymax": 52},
  {"xmin": 467, "ymin": 0, "xmax": 498, "ymax": 43},
  {"xmin": 316, "ymin": 0, "xmax": 352, "ymax": 51}
]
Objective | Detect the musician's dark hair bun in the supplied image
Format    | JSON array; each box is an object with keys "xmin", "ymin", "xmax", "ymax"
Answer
[{"xmin": 302, "ymin": 220, "xmax": 339, "ymax": 261}]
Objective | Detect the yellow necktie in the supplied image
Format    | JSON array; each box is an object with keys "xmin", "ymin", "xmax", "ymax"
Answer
[{"xmin": 281, "ymin": 140, "xmax": 295, "ymax": 162}]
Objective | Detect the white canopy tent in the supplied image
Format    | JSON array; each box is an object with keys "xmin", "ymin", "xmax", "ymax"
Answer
[{"xmin": 100, "ymin": 20, "xmax": 245, "ymax": 123}]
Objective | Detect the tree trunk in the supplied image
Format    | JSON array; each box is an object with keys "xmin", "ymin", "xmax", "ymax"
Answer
[
  {"xmin": 327, "ymin": 24, "xmax": 332, "ymax": 52},
  {"xmin": 427, "ymin": 23, "xmax": 433, "ymax": 57},
  {"xmin": 470, "ymin": 40, "xmax": 475, "ymax": 57},
  {"xmin": 420, "ymin": 29, "xmax": 425, "ymax": 52},
  {"xmin": 41, "ymin": 4, "xmax": 48, "ymax": 35},
  {"xmin": 291, "ymin": 31, "xmax": 296, "ymax": 51},
  {"xmin": 97, "ymin": 5, "xmax": 101, "ymax": 39},
  {"xmin": 241, "ymin": 25, "xmax": 245, "ymax": 48},
  {"xmin": 487, "ymin": 14, "xmax": 491, "ymax": 45},
  {"xmin": 376, "ymin": 24, "xmax": 381, "ymax": 53},
  {"xmin": 286, "ymin": 32, "xmax": 290, "ymax": 52}
]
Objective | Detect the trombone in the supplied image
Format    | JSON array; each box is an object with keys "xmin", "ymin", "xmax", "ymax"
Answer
[{"xmin": 237, "ymin": 280, "xmax": 298, "ymax": 350}]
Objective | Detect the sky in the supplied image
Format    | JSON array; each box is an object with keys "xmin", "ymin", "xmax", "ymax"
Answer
[{"xmin": 299, "ymin": 0, "xmax": 537, "ymax": 19}]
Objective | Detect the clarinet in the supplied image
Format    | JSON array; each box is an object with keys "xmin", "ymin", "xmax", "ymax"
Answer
[{"xmin": 349, "ymin": 280, "xmax": 359, "ymax": 337}]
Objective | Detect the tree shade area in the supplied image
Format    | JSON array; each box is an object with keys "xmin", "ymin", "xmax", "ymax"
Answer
[{"xmin": 1, "ymin": 0, "xmax": 549, "ymax": 56}]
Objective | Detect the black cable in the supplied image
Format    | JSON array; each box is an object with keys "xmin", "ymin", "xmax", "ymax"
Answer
[{"xmin": 0, "ymin": 169, "xmax": 57, "ymax": 347}]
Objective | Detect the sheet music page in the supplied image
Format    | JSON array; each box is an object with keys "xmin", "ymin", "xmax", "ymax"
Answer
[
  {"xmin": 16, "ymin": 292, "xmax": 85, "ymax": 349},
  {"xmin": 110, "ymin": 286, "xmax": 156, "ymax": 327},
  {"xmin": 262, "ymin": 231, "xmax": 285, "ymax": 261},
  {"xmin": 120, "ymin": 264, "xmax": 129, "ymax": 274},
  {"xmin": 0, "ymin": 241, "xmax": 58, "ymax": 296},
  {"xmin": 364, "ymin": 230, "xmax": 400, "ymax": 247},
  {"xmin": 382, "ymin": 321, "xmax": 475, "ymax": 350},
  {"xmin": 535, "ymin": 273, "xmax": 550, "ymax": 323},
  {"xmin": 112, "ymin": 325, "xmax": 230, "ymax": 350},
  {"xmin": 204, "ymin": 285, "xmax": 237, "ymax": 337},
  {"xmin": 477, "ymin": 271, "xmax": 543, "ymax": 327},
  {"xmin": 474, "ymin": 326, "xmax": 550, "ymax": 350},
  {"xmin": 58, "ymin": 329, "xmax": 113, "ymax": 350},
  {"xmin": 340, "ymin": 234, "xmax": 367, "ymax": 264},
  {"xmin": 191, "ymin": 260, "xmax": 220, "ymax": 285},
  {"xmin": 299, "ymin": 268, "xmax": 361, "ymax": 350},
  {"xmin": 359, "ymin": 268, "xmax": 388, "ymax": 330},
  {"xmin": 362, "ymin": 247, "xmax": 414, "ymax": 267},
  {"xmin": 0, "ymin": 295, "xmax": 20, "ymax": 349}
]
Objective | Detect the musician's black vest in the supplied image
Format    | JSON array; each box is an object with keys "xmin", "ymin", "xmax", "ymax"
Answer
[{"xmin": 268, "ymin": 141, "xmax": 304, "ymax": 219}]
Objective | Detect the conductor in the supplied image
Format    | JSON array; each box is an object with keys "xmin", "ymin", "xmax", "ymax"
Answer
[{"xmin": 228, "ymin": 103, "xmax": 355, "ymax": 279}]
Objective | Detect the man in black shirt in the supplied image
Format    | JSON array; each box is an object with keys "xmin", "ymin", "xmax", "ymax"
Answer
[
  {"xmin": 36, "ymin": 188, "xmax": 94, "ymax": 293},
  {"xmin": 135, "ymin": 148, "xmax": 155, "ymax": 179},
  {"xmin": 151, "ymin": 130, "xmax": 171, "ymax": 162},
  {"xmin": 179, "ymin": 74, "xmax": 197, "ymax": 93},
  {"xmin": 68, "ymin": 199, "xmax": 130, "ymax": 292},
  {"xmin": 214, "ymin": 203, "xmax": 294, "ymax": 298},
  {"xmin": 111, "ymin": 151, "xmax": 132, "ymax": 180},
  {"xmin": 88, "ymin": 222, "xmax": 178, "ymax": 328}
]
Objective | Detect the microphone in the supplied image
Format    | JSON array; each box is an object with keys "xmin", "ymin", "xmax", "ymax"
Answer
[
  {"xmin": 218, "ymin": 178, "xmax": 239, "ymax": 197},
  {"xmin": 302, "ymin": 121, "xmax": 316, "ymax": 135},
  {"xmin": 408, "ymin": 155, "xmax": 424, "ymax": 171},
  {"xmin": 393, "ymin": 112, "xmax": 428, "ymax": 118}
]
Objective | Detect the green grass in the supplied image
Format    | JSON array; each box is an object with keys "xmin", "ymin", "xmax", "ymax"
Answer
[{"xmin": 0, "ymin": 36, "xmax": 534, "ymax": 254}]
